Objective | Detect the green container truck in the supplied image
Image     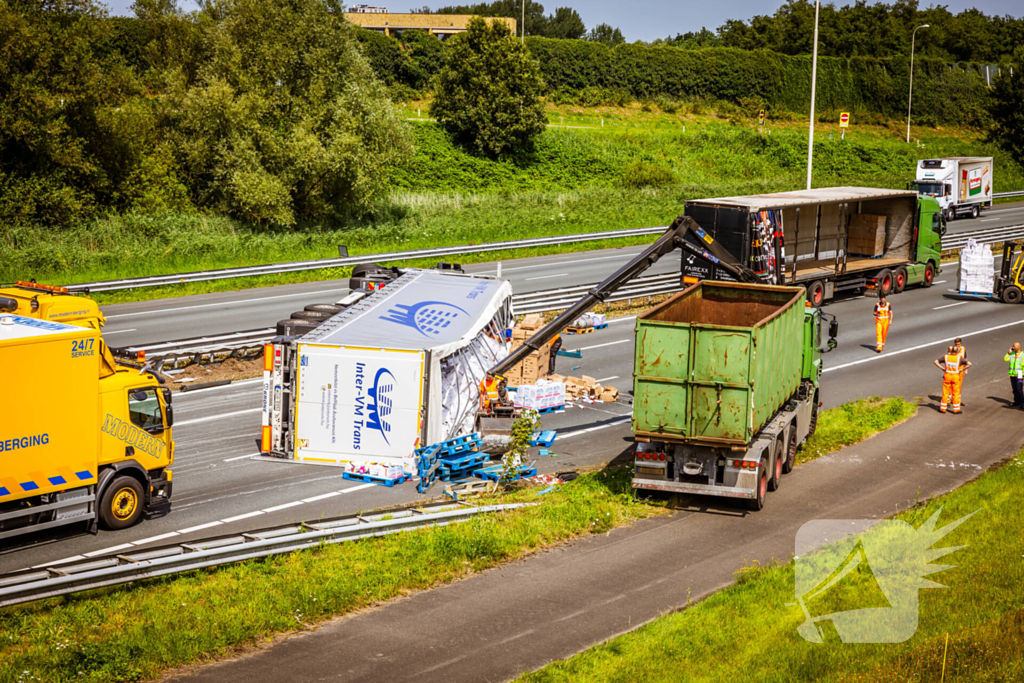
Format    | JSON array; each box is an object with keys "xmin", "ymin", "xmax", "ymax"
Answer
[{"xmin": 632, "ymin": 281, "xmax": 835, "ymax": 510}]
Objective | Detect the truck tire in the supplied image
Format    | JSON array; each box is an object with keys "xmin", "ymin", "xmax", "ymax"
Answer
[
  {"xmin": 304, "ymin": 303, "xmax": 344, "ymax": 314},
  {"xmin": 276, "ymin": 318, "xmax": 318, "ymax": 336},
  {"xmin": 893, "ymin": 267, "xmax": 908, "ymax": 294},
  {"xmin": 877, "ymin": 269, "xmax": 894, "ymax": 297},
  {"xmin": 290, "ymin": 310, "xmax": 332, "ymax": 322},
  {"xmin": 923, "ymin": 263, "xmax": 936, "ymax": 287},
  {"xmin": 1002, "ymin": 286, "xmax": 1023, "ymax": 305},
  {"xmin": 99, "ymin": 475, "xmax": 144, "ymax": 530},
  {"xmin": 747, "ymin": 461, "xmax": 767, "ymax": 511},
  {"xmin": 806, "ymin": 280, "xmax": 825, "ymax": 307},
  {"xmin": 971, "ymin": 205, "xmax": 980, "ymax": 219},
  {"xmin": 768, "ymin": 436, "xmax": 783, "ymax": 491},
  {"xmin": 808, "ymin": 399, "xmax": 819, "ymax": 438},
  {"xmin": 783, "ymin": 425, "xmax": 797, "ymax": 474}
]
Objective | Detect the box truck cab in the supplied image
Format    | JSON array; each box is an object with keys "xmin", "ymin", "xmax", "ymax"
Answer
[
  {"xmin": 1, "ymin": 315, "xmax": 173, "ymax": 542},
  {"xmin": 912, "ymin": 157, "xmax": 993, "ymax": 221}
]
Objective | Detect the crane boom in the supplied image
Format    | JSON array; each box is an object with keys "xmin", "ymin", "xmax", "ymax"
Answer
[{"xmin": 489, "ymin": 216, "xmax": 763, "ymax": 379}]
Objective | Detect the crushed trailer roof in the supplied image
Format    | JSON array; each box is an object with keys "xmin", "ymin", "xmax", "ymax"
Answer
[{"xmin": 685, "ymin": 186, "xmax": 917, "ymax": 211}]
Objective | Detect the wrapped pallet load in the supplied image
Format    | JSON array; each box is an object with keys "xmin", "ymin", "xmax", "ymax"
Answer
[
  {"xmin": 958, "ymin": 238, "xmax": 995, "ymax": 294},
  {"xmin": 260, "ymin": 269, "xmax": 514, "ymax": 475}
]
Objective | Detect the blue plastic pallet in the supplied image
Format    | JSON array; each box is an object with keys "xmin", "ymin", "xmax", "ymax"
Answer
[
  {"xmin": 439, "ymin": 452, "xmax": 489, "ymax": 471},
  {"xmin": 957, "ymin": 290, "xmax": 993, "ymax": 297},
  {"xmin": 473, "ymin": 466, "xmax": 537, "ymax": 483},
  {"xmin": 436, "ymin": 433, "xmax": 483, "ymax": 457},
  {"xmin": 342, "ymin": 471, "xmax": 411, "ymax": 487},
  {"xmin": 534, "ymin": 405, "xmax": 565, "ymax": 415},
  {"xmin": 529, "ymin": 430, "xmax": 558, "ymax": 447}
]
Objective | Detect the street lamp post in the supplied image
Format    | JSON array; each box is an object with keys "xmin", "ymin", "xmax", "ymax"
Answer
[
  {"xmin": 522, "ymin": 0, "xmax": 525, "ymax": 44},
  {"xmin": 805, "ymin": 0, "xmax": 820, "ymax": 191},
  {"xmin": 906, "ymin": 24, "xmax": 930, "ymax": 143}
]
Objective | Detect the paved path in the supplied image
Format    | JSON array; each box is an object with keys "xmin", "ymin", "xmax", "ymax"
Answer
[{"xmin": 171, "ymin": 370, "xmax": 1024, "ymax": 683}]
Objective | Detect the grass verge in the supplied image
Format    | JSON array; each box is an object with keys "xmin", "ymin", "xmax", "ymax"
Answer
[
  {"xmin": 797, "ymin": 396, "xmax": 918, "ymax": 465},
  {"xmin": 0, "ymin": 397, "xmax": 916, "ymax": 682},
  {"xmin": 517, "ymin": 448, "xmax": 1024, "ymax": 683}
]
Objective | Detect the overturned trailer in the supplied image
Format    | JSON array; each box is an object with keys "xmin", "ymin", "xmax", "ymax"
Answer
[{"xmin": 261, "ymin": 269, "xmax": 513, "ymax": 474}]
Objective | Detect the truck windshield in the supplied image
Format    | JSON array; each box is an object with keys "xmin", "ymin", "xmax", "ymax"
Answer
[
  {"xmin": 914, "ymin": 182, "xmax": 944, "ymax": 197},
  {"xmin": 129, "ymin": 388, "xmax": 163, "ymax": 431}
]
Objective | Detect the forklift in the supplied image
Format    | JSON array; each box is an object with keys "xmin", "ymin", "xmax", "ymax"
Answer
[{"xmin": 995, "ymin": 242, "xmax": 1024, "ymax": 304}]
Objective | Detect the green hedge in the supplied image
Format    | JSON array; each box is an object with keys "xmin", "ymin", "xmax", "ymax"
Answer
[{"xmin": 524, "ymin": 38, "xmax": 993, "ymax": 125}]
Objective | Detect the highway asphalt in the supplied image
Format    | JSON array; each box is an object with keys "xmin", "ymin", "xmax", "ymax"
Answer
[
  {"xmin": 97, "ymin": 201, "xmax": 1024, "ymax": 348},
  {"xmin": 5, "ymin": 234, "xmax": 1024, "ymax": 573}
]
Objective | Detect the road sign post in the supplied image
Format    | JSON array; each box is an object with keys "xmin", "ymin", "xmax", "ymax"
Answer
[
  {"xmin": 759, "ymin": 109, "xmax": 766, "ymax": 134},
  {"xmin": 839, "ymin": 111, "xmax": 850, "ymax": 140}
]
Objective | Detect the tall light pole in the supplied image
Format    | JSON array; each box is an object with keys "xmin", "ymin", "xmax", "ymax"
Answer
[
  {"xmin": 522, "ymin": 0, "xmax": 525, "ymax": 44},
  {"xmin": 906, "ymin": 24, "xmax": 929, "ymax": 143},
  {"xmin": 805, "ymin": 0, "xmax": 820, "ymax": 191}
]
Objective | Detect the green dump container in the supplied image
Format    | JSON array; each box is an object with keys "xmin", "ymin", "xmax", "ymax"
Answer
[{"xmin": 632, "ymin": 282, "xmax": 806, "ymax": 446}]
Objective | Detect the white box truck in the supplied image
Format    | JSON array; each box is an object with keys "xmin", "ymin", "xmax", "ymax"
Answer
[
  {"xmin": 912, "ymin": 157, "xmax": 993, "ymax": 220},
  {"xmin": 260, "ymin": 269, "xmax": 513, "ymax": 474}
]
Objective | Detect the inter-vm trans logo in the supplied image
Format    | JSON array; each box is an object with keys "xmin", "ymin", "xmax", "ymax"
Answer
[
  {"xmin": 379, "ymin": 301, "xmax": 468, "ymax": 337},
  {"xmin": 353, "ymin": 363, "xmax": 396, "ymax": 448}
]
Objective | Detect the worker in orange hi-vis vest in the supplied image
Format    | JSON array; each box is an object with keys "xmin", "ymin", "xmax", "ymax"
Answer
[
  {"xmin": 478, "ymin": 376, "xmax": 502, "ymax": 412},
  {"xmin": 873, "ymin": 296, "xmax": 893, "ymax": 352},
  {"xmin": 934, "ymin": 349, "xmax": 971, "ymax": 413}
]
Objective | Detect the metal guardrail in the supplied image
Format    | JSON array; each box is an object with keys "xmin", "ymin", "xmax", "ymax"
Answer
[
  {"xmin": 942, "ymin": 224, "xmax": 1024, "ymax": 251},
  {"xmin": 0, "ymin": 502, "xmax": 531, "ymax": 607},
  {"xmin": 58, "ymin": 195, "xmax": 1024, "ymax": 293},
  {"xmin": 64, "ymin": 226, "xmax": 666, "ymax": 293}
]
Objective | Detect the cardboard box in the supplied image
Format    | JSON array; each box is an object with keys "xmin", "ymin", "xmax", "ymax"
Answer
[
  {"xmin": 547, "ymin": 373, "xmax": 565, "ymax": 384},
  {"xmin": 520, "ymin": 314, "xmax": 544, "ymax": 331},
  {"xmin": 848, "ymin": 214, "xmax": 886, "ymax": 256},
  {"xmin": 582, "ymin": 375, "xmax": 596, "ymax": 387},
  {"xmin": 600, "ymin": 385, "xmax": 619, "ymax": 402}
]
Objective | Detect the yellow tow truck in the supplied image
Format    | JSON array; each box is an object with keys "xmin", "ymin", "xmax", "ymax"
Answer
[{"xmin": 0, "ymin": 282, "xmax": 174, "ymax": 541}]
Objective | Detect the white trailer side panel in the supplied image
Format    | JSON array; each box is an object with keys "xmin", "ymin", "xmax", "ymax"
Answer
[{"xmin": 293, "ymin": 345, "xmax": 425, "ymax": 465}]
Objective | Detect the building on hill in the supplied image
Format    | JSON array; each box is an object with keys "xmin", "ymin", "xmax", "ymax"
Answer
[{"xmin": 344, "ymin": 12, "xmax": 516, "ymax": 38}]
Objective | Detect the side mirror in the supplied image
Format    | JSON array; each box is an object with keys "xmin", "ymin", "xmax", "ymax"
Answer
[
  {"xmin": 130, "ymin": 389, "xmax": 148, "ymax": 402},
  {"xmin": 829, "ymin": 319, "xmax": 839, "ymax": 339},
  {"xmin": 164, "ymin": 404, "xmax": 174, "ymax": 428},
  {"xmin": 827, "ymin": 339, "xmax": 838, "ymax": 350}
]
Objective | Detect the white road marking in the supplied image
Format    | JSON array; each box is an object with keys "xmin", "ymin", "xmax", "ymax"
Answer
[
  {"xmin": 596, "ymin": 376, "xmax": 619, "ymax": 382},
  {"xmin": 176, "ymin": 408, "xmax": 261, "ymax": 426},
  {"xmin": 104, "ymin": 288, "xmax": 348, "ymax": 319},
  {"xmin": 131, "ymin": 532, "xmax": 180, "ymax": 546},
  {"xmin": 933, "ymin": 280, "xmax": 947, "ymax": 284},
  {"xmin": 608, "ymin": 316, "xmax": 637, "ymax": 324},
  {"xmin": 178, "ymin": 378, "xmax": 263, "ymax": 397},
  {"xmin": 979, "ymin": 218, "xmax": 999, "ymax": 222},
  {"xmin": 83, "ymin": 543, "xmax": 134, "ymax": 558},
  {"xmin": 224, "ymin": 453, "xmax": 259, "ymax": 462},
  {"xmin": 262, "ymin": 501, "xmax": 305, "ymax": 513},
  {"xmin": 824, "ymin": 318, "xmax": 1024, "ymax": 373},
  {"xmin": 32, "ymin": 555, "xmax": 85, "ymax": 568},
  {"xmin": 559, "ymin": 417, "xmax": 631, "ymax": 439},
  {"xmin": 525, "ymin": 273, "xmax": 568, "ymax": 281},
  {"xmin": 342, "ymin": 483, "xmax": 376, "ymax": 494},
  {"xmin": 177, "ymin": 521, "xmax": 223, "ymax": 534},
  {"xmin": 221, "ymin": 511, "xmax": 265, "ymax": 523},
  {"xmin": 302, "ymin": 491, "xmax": 342, "ymax": 502},
  {"xmin": 101, "ymin": 328, "xmax": 137, "ymax": 335},
  {"xmin": 486, "ymin": 251, "xmax": 655, "ymax": 274},
  {"xmin": 579, "ymin": 339, "xmax": 631, "ymax": 351},
  {"xmin": 934, "ymin": 301, "xmax": 970, "ymax": 310}
]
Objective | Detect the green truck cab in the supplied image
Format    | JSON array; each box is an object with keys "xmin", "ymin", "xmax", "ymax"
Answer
[{"xmin": 632, "ymin": 282, "xmax": 835, "ymax": 511}]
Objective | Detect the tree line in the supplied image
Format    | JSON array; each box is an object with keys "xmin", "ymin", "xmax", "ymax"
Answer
[{"xmin": 662, "ymin": 0, "xmax": 1022, "ymax": 63}]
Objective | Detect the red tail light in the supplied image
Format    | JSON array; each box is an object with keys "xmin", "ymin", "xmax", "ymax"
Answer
[{"xmin": 659, "ymin": 453, "xmax": 666, "ymax": 461}]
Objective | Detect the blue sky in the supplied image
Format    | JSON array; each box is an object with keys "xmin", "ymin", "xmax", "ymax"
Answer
[{"xmin": 103, "ymin": 0, "xmax": 1023, "ymax": 43}]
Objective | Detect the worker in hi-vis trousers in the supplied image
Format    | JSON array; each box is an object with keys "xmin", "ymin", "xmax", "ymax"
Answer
[
  {"xmin": 873, "ymin": 296, "xmax": 893, "ymax": 352},
  {"xmin": 934, "ymin": 349, "xmax": 970, "ymax": 413}
]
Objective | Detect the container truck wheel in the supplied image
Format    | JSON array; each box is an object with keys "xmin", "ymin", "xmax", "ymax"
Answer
[
  {"xmin": 894, "ymin": 267, "xmax": 907, "ymax": 293},
  {"xmin": 304, "ymin": 303, "xmax": 344, "ymax": 314},
  {"xmin": 747, "ymin": 462, "xmax": 767, "ymax": 511},
  {"xmin": 1003, "ymin": 286, "xmax": 1023, "ymax": 305},
  {"xmin": 971, "ymin": 205, "xmax": 979, "ymax": 219},
  {"xmin": 808, "ymin": 397, "xmax": 819, "ymax": 438},
  {"xmin": 100, "ymin": 476, "xmax": 144, "ymax": 530},
  {"xmin": 806, "ymin": 280, "xmax": 825, "ymax": 307},
  {"xmin": 290, "ymin": 310, "xmax": 332, "ymax": 322},
  {"xmin": 782, "ymin": 426, "xmax": 797, "ymax": 474},
  {"xmin": 923, "ymin": 263, "xmax": 936, "ymax": 287},
  {"xmin": 877, "ymin": 269, "xmax": 894, "ymax": 297},
  {"xmin": 768, "ymin": 437, "xmax": 784, "ymax": 492}
]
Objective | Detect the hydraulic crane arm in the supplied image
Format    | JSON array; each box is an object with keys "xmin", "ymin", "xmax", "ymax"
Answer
[{"xmin": 488, "ymin": 216, "xmax": 763, "ymax": 379}]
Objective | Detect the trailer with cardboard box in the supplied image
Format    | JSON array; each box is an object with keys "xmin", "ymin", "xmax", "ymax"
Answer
[
  {"xmin": 681, "ymin": 187, "xmax": 944, "ymax": 305},
  {"xmin": 260, "ymin": 269, "xmax": 514, "ymax": 476}
]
